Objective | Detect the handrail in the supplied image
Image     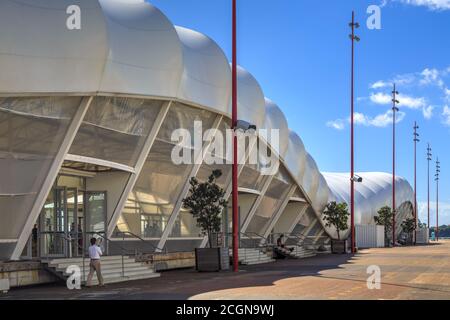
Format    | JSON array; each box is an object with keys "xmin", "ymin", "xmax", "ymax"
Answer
[{"xmin": 115, "ymin": 231, "xmax": 167, "ymax": 254}]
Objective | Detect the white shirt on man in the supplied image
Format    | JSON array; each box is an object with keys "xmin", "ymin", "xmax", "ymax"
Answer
[{"xmin": 89, "ymin": 245, "xmax": 102, "ymax": 260}]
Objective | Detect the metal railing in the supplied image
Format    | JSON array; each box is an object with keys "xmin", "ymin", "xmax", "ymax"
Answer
[{"xmin": 223, "ymin": 231, "xmax": 272, "ymax": 264}]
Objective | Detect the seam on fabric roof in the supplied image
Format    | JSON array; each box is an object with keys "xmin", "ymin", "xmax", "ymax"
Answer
[{"xmin": 182, "ymin": 73, "xmax": 229, "ymax": 89}]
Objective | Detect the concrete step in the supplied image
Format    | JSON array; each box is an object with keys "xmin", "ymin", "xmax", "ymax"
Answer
[
  {"xmin": 46, "ymin": 255, "xmax": 160, "ymax": 285},
  {"xmin": 49, "ymin": 259, "xmax": 136, "ymax": 270},
  {"xmin": 45, "ymin": 255, "xmax": 130, "ymax": 265},
  {"xmin": 84, "ymin": 272, "xmax": 161, "ymax": 286},
  {"xmin": 80, "ymin": 268, "xmax": 158, "ymax": 280},
  {"xmin": 60, "ymin": 265, "xmax": 151, "ymax": 276},
  {"xmin": 242, "ymin": 259, "xmax": 275, "ymax": 265}
]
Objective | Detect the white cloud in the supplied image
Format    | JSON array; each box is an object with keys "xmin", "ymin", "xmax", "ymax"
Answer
[
  {"xmin": 326, "ymin": 119, "xmax": 345, "ymax": 130},
  {"xmin": 396, "ymin": 0, "xmax": 450, "ymax": 10},
  {"xmin": 422, "ymin": 105, "xmax": 434, "ymax": 119},
  {"xmin": 370, "ymin": 81, "xmax": 389, "ymax": 89},
  {"xmin": 369, "ymin": 92, "xmax": 426, "ymax": 109},
  {"xmin": 418, "ymin": 201, "xmax": 450, "ymax": 226},
  {"xmin": 420, "ymin": 68, "xmax": 445, "ymax": 87},
  {"xmin": 442, "ymin": 105, "xmax": 450, "ymax": 125},
  {"xmin": 326, "ymin": 110, "xmax": 405, "ymax": 130},
  {"xmin": 445, "ymin": 88, "xmax": 450, "ymax": 102},
  {"xmin": 398, "ymin": 94, "xmax": 427, "ymax": 109},
  {"xmin": 368, "ymin": 110, "xmax": 406, "ymax": 127},
  {"xmin": 370, "ymin": 92, "xmax": 392, "ymax": 105}
]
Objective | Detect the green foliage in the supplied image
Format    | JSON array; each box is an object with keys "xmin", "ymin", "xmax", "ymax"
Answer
[
  {"xmin": 401, "ymin": 218, "xmax": 416, "ymax": 234},
  {"xmin": 323, "ymin": 201, "xmax": 349, "ymax": 240},
  {"xmin": 182, "ymin": 169, "xmax": 228, "ymax": 248},
  {"xmin": 418, "ymin": 219, "xmax": 426, "ymax": 229},
  {"xmin": 374, "ymin": 206, "xmax": 393, "ymax": 230},
  {"xmin": 430, "ymin": 225, "xmax": 450, "ymax": 238},
  {"xmin": 401, "ymin": 218, "xmax": 417, "ymax": 244},
  {"xmin": 374, "ymin": 206, "xmax": 393, "ymax": 245}
]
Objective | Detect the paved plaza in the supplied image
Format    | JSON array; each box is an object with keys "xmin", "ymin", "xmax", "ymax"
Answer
[{"xmin": 1, "ymin": 240, "xmax": 449, "ymax": 300}]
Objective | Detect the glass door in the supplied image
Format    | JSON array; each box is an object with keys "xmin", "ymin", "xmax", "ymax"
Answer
[
  {"xmin": 84, "ymin": 191, "xmax": 107, "ymax": 254},
  {"xmin": 66, "ymin": 188, "xmax": 78, "ymax": 257},
  {"xmin": 40, "ymin": 188, "xmax": 67, "ymax": 257}
]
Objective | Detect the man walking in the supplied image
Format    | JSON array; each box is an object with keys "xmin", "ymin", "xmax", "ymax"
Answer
[{"xmin": 86, "ymin": 237, "xmax": 104, "ymax": 287}]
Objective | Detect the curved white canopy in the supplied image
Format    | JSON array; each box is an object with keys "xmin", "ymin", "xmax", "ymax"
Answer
[
  {"xmin": 0, "ymin": 0, "xmax": 416, "ymax": 243},
  {"xmin": 322, "ymin": 172, "xmax": 414, "ymax": 239}
]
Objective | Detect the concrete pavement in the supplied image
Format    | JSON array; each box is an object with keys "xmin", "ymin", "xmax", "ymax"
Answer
[{"xmin": 1, "ymin": 240, "xmax": 449, "ymax": 300}]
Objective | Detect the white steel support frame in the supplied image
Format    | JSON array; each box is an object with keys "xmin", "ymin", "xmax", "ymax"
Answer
[
  {"xmin": 11, "ymin": 96, "xmax": 94, "ymax": 260},
  {"xmin": 240, "ymin": 174, "xmax": 275, "ymax": 234},
  {"xmin": 312, "ymin": 229, "xmax": 325, "ymax": 245},
  {"xmin": 156, "ymin": 115, "xmax": 223, "ymax": 251},
  {"xmin": 107, "ymin": 101, "xmax": 172, "ymax": 237},
  {"xmin": 261, "ymin": 185, "xmax": 297, "ymax": 242},
  {"xmin": 298, "ymin": 217, "xmax": 318, "ymax": 246},
  {"xmin": 199, "ymin": 136, "xmax": 258, "ymax": 248},
  {"xmin": 286, "ymin": 202, "xmax": 308, "ymax": 235},
  {"xmin": 65, "ymin": 154, "xmax": 136, "ymax": 174}
]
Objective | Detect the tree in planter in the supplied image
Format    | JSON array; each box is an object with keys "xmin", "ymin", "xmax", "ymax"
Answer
[
  {"xmin": 323, "ymin": 201, "xmax": 349, "ymax": 240},
  {"xmin": 374, "ymin": 206, "xmax": 393, "ymax": 246},
  {"xmin": 182, "ymin": 169, "xmax": 228, "ymax": 248},
  {"xmin": 401, "ymin": 218, "xmax": 416, "ymax": 245}
]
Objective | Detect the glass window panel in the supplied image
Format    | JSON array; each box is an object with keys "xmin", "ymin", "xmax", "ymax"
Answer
[
  {"xmin": 117, "ymin": 104, "xmax": 217, "ymax": 239},
  {"xmin": 0, "ymin": 96, "xmax": 81, "ymax": 239},
  {"xmin": 119, "ymin": 140, "xmax": 193, "ymax": 238},
  {"xmin": 239, "ymin": 164, "xmax": 265, "ymax": 191},
  {"xmin": 246, "ymin": 165, "xmax": 293, "ymax": 236},
  {"xmin": 156, "ymin": 102, "xmax": 216, "ymax": 146},
  {"xmin": 70, "ymin": 97, "xmax": 163, "ymax": 167}
]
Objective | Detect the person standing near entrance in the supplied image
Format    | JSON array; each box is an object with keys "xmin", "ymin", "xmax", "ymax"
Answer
[{"xmin": 86, "ymin": 237, "xmax": 104, "ymax": 287}]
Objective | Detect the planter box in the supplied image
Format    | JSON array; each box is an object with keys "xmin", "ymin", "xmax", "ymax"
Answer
[
  {"xmin": 195, "ymin": 247, "xmax": 230, "ymax": 272},
  {"xmin": 331, "ymin": 239, "xmax": 347, "ymax": 254}
]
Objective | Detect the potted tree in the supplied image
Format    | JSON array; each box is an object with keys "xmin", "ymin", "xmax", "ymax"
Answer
[
  {"xmin": 182, "ymin": 169, "xmax": 229, "ymax": 272},
  {"xmin": 374, "ymin": 206, "xmax": 393, "ymax": 247},
  {"xmin": 401, "ymin": 218, "xmax": 416, "ymax": 245},
  {"xmin": 323, "ymin": 201, "xmax": 349, "ymax": 254}
]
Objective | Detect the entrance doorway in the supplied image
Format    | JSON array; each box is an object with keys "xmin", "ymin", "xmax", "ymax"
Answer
[{"xmin": 37, "ymin": 177, "xmax": 107, "ymax": 258}]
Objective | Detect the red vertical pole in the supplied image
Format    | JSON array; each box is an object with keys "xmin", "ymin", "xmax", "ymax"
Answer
[
  {"xmin": 392, "ymin": 85, "xmax": 397, "ymax": 247},
  {"xmin": 436, "ymin": 178, "xmax": 439, "ymax": 241},
  {"xmin": 231, "ymin": 0, "xmax": 239, "ymax": 272},
  {"xmin": 436, "ymin": 159, "xmax": 439, "ymax": 242},
  {"xmin": 427, "ymin": 144, "xmax": 430, "ymax": 232},
  {"xmin": 413, "ymin": 122, "xmax": 417, "ymax": 245},
  {"xmin": 350, "ymin": 11, "xmax": 356, "ymax": 254}
]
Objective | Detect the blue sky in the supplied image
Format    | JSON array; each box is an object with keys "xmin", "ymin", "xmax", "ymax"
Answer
[{"xmin": 148, "ymin": 0, "xmax": 450, "ymax": 225}]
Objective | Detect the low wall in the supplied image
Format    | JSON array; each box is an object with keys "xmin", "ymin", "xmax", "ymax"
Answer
[
  {"xmin": 416, "ymin": 228, "xmax": 429, "ymax": 244},
  {"xmin": 0, "ymin": 261, "xmax": 58, "ymax": 288},
  {"xmin": 136, "ymin": 251, "xmax": 195, "ymax": 272},
  {"xmin": 355, "ymin": 224, "xmax": 385, "ymax": 248}
]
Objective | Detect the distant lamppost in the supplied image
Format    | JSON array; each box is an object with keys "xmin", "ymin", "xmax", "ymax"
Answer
[
  {"xmin": 348, "ymin": 11, "xmax": 360, "ymax": 254},
  {"xmin": 413, "ymin": 122, "xmax": 419, "ymax": 245},
  {"xmin": 435, "ymin": 159, "xmax": 440, "ymax": 241},
  {"xmin": 391, "ymin": 84, "xmax": 399, "ymax": 246},
  {"xmin": 427, "ymin": 144, "xmax": 432, "ymax": 232}
]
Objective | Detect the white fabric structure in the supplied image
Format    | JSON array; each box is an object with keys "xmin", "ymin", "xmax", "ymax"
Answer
[
  {"xmin": 322, "ymin": 172, "xmax": 414, "ymax": 239},
  {"xmin": 0, "ymin": 0, "xmax": 414, "ymax": 260}
]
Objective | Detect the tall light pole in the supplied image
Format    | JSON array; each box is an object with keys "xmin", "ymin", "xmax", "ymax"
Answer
[
  {"xmin": 391, "ymin": 84, "xmax": 399, "ymax": 246},
  {"xmin": 349, "ymin": 11, "xmax": 360, "ymax": 254},
  {"xmin": 231, "ymin": 0, "xmax": 239, "ymax": 272},
  {"xmin": 427, "ymin": 144, "xmax": 432, "ymax": 232},
  {"xmin": 413, "ymin": 122, "xmax": 419, "ymax": 245},
  {"xmin": 435, "ymin": 159, "xmax": 440, "ymax": 241}
]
